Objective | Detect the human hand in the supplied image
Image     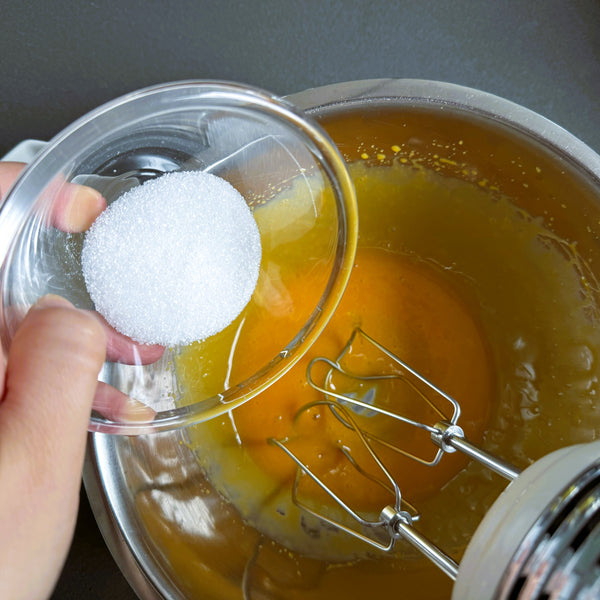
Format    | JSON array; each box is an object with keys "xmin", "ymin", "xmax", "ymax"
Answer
[
  {"xmin": 0, "ymin": 294, "xmax": 106, "ymax": 600},
  {"xmin": 0, "ymin": 162, "xmax": 160, "ymax": 599}
]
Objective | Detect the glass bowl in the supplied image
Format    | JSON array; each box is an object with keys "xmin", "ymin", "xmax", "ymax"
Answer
[
  {"xmin": 0, "ymin": 80, "xmax": 358, "ymax": 434},
  {"xmin": 84, "ymin": 79, "xmax": 600, "ymax": 600}
]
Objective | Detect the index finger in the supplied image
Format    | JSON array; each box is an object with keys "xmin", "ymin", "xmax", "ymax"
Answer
[
  {"xmin": 0, "ymin": 161, "xmax": 106, "ymax": 233},
  {"xmin": 51, "ymin": 181, "xmax": 107, "ymax": 232}
]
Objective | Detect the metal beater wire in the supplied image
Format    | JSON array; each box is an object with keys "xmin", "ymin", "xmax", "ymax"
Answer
[
  {"xmin": 306, "ymin": 328, "xmax": 462, "ymax": 467},
  {"xmin": 268, "ymin": 328, "xmax": 522, "ymax": 579},
  {"xmin": 307, "ymin": 328, "xmax": 521, "ymax": 480},
  {"xmin": 268, "ymin": 400, "xmax": 418, "ymax": 551},
  {"xmin": 268, "ymin": 399, "xmax": 459, "ymax": 577}
]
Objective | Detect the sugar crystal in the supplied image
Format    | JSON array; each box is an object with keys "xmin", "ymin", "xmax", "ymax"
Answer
[{"xmin": 81, "ymin": 171, "xmax": 262, "ymax": 346}]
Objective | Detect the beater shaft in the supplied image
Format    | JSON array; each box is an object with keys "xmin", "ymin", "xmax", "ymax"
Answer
[
  {"xmin": 432, "ymin": 422, "xmax": 521, "ymax": 481},
  {"xmin": 380, "ymin": 506, "xmax": 459, "ymax": 580}
]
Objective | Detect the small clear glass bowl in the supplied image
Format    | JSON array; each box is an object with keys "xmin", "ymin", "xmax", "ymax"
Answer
[{"xmin": 0, "ymin": 81, "xmax": 358, "ymax": 434}]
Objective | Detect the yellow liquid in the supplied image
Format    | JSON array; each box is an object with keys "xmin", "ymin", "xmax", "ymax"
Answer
[
  {"xmin": 138, "ymin": 156, "xmax": 600, "ymax": 599},
  {"xmin": 231, "ymin": 247, "xmax": 493, "ymax": 505}
]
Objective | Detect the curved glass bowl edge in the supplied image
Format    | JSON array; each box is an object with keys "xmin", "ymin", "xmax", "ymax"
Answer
[{"xmin": 0, "ymin": 80, "xmax": 359, "ymax": 435}]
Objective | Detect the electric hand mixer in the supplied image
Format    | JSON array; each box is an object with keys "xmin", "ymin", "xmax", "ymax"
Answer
[{"xmin": 269, "ymin": 328, "xmax": 600, "ymax": 600}]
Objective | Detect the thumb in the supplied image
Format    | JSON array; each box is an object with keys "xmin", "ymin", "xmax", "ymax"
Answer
[
  {"xmin": 0, "ymin": 295, "xmax": 106, "ymax": 600},
  {"xmin": 0, "ymin": 294, "xmax": 106, "ymax": 450}
]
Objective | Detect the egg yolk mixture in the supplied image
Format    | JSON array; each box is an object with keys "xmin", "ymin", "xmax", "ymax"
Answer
[
  {"xmin": 138, "ymin": 156, "xmax": 600, "ymax": 600},
  {"xmin": 228, "ymin": 247, "xmax": 492, "ymax": 508}
]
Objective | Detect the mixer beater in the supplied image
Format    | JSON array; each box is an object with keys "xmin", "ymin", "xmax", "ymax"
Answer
[{"xmin": 269, "ymin": 328, "xmax": 600, "ymax": 599}]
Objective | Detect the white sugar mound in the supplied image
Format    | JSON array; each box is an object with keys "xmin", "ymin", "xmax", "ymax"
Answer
[{"xmin": 81, "ymin": 171, "xmax": 262, "ymax": 346}]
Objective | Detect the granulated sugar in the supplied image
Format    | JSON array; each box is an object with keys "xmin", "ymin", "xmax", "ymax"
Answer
[{"xmin": 81, "ymin": 171, "xmax": 262, "ymax": 346}]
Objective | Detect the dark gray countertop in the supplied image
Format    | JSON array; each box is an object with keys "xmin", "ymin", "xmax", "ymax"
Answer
[{"xmin": 2, "ymin": 1, "xmax": 600, "ymax": 598}]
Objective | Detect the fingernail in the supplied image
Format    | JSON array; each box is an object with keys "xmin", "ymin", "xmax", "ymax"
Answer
[
  {"xmin": 33, "ymin": 294, "xmax": 75, "ymax": 310},
  {"xmin": 121, "ymin": 398, "xmax": 157, "ymax": 423},
  {"xmin": 64, "ymin": 186, "xmax": 106, "ymax": 232}
]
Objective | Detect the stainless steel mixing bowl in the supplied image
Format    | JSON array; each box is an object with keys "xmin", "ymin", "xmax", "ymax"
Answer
[{"xmin": 84, "ymin": 79, "xmax": 600, "ymax": 600}]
